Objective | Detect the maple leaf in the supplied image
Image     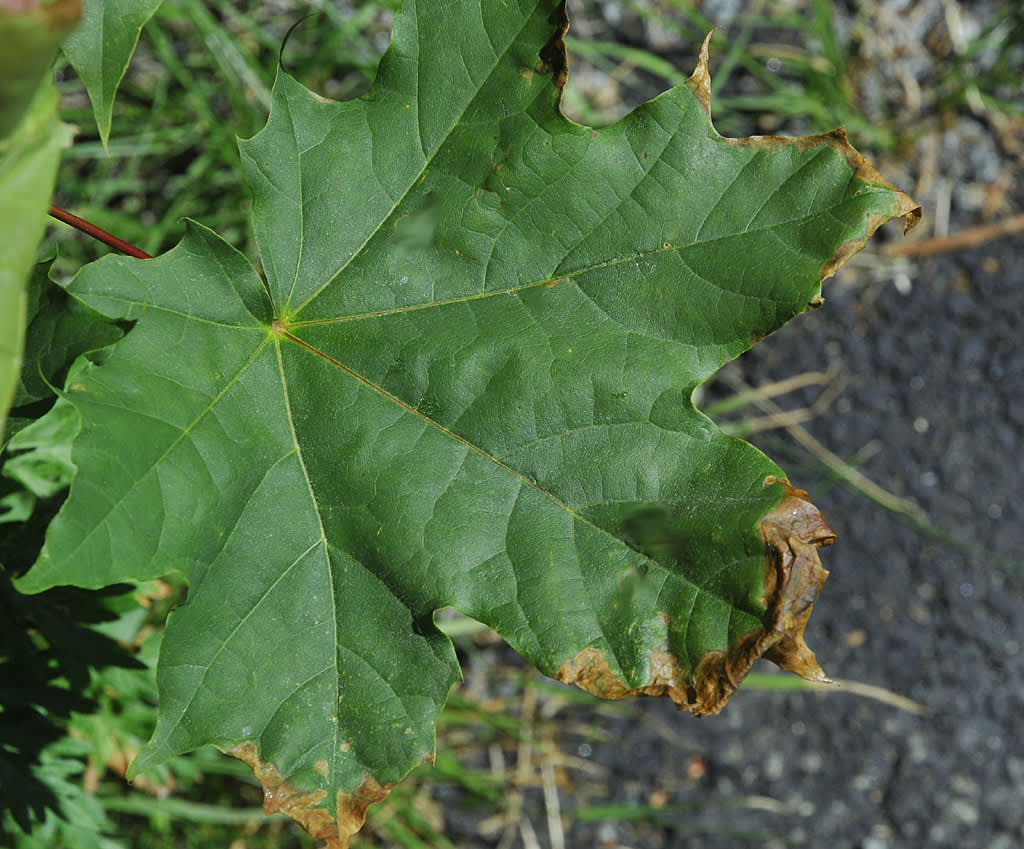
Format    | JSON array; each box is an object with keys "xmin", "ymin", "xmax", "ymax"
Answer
[
  {"xmin": 1, "ymin": 0, "xmax": 78, "ymax": 436},
  {"xmin": 16, "ymin": 2, "xmax": 918, "ymax": 844},
  {"xmin": 60, "ymin": 0, "xmax": 163, "ymax": 147}
]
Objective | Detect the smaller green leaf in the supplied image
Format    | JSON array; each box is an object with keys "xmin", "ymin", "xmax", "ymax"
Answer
[
  {"xmin": 0, "ymin": 79, "xmax": 74, "ymax": 438},
  {"xmin": 3, "ymin": 398, "xmax": 78, "ymax": 502},
  {"xmin": 0, "ymin": 0, "xmax": 79, "ymax": 138},
  {"xmin": 61, "ymin": 0, "xmax": 163, "ymax": 147}
]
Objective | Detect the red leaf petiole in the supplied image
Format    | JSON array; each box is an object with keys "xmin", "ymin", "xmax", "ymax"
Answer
[{"xmin": 48, "ymin": 204, "xmax": 153, "ymax": 259}]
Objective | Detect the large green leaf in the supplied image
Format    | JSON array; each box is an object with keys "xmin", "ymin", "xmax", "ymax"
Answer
[
  {"xmin": 60, "ymin": 0, "xmax": 162, "ymax": 147},
  {"xmin": 16, "ymin": 2, "xmax": 918, "ymax": 844}
]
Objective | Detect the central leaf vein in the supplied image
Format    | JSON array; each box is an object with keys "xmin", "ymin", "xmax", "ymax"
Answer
[
  {"xmin": 279, "ymin": 330, "xmax": 718, "ymax": 600},
  {"xmin": 287, "ymin": 196, "xmax": 862, "ymax": 330}
]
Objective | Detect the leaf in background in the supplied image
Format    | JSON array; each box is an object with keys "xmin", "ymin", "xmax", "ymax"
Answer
[
  {"xmin": 12, "ymin": 260, "xmax": 124, "ymax": 410},
  {"xmin": 2, "ymin": 399, "xmax": 78, "ymax": 527},
  {"xmin": 0, "ymin": 736, "xmax": 121, "ymax": 849},
  {"xmin": 0, "ymin": 0, "xmax": 78, "ymax": 438},
  {"xmin": 0, "ymin": 0, "xmax": 79, "ymax": 137},
  {"xmin": 60, "ymin": 0, "xmax": 162, "ymax": 147},
  {"xmin": 2, "ymin": 260, "xmax": 121, "ymax": 528},
  {"xmin": 16, "ymin": 2, "xmax": 919, "ymax": 844}
]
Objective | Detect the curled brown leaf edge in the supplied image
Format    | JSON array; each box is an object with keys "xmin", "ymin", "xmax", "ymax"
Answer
[
  {"xmin": 558, "ymin": 478, "xmax": 837, "ymax": 714},
  {"xmin": 218, "ymin": 19, "xmax": 920, "ymax": 849}
]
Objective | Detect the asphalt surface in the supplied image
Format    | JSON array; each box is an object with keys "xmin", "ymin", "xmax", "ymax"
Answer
[{"xmin": 553, "ymin": 3, "xmax": 1024, "ymax": 846}]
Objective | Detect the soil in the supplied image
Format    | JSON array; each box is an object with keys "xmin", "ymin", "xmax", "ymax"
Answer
[{"xmin": 433, "ymin": 2, "xmax": 1024, "ymax": 848}]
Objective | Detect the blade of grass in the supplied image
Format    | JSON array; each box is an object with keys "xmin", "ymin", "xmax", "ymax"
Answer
[
  {"xmin": 744, "ymin": 672, "xmax": 927, "ymax": 715},
  {"xmin": 710, "ymin": 0, "xmax": 765, "ymax": 98},
  {"xmin": 430, "ymin": 750, "xmax": 504, "ymax": 803},
  {"xmin": 573, "ymin": 801, "xmax": 779, "ymax": 839},
  {"xmin": 176, "ymin": 0, "xmax": 272, "ymax": 110},
  {"xmin": 702, "ymin": 370, "xmax": 833, "ymax": 419},
  {"xmin": 565, "ymin": 37, "xmax": 688, "ymax": 87},
  {"xmin": 100, "ymin": 794, "xmax": 269, "ymax": 824}
]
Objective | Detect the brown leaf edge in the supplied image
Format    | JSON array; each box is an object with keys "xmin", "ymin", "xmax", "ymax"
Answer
[
  {"xmin": 227, "ymin": 741, "xmax": 393, "ymax": 849},
  {"xmin": 557, "ymin": 478, "xmax": 835, "ymax": 715},
  {"xmin": 536, "ymin": 0, "xmax": 569, "ymax": 95},
  {"xmin": 686, "ymin": 30, "xmax": 922, "ymax": 279}
]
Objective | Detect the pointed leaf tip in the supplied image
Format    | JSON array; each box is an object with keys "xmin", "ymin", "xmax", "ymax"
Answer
[{"xmin": 687, "ymin": 31, "xmax": 714, "ymax": 116}]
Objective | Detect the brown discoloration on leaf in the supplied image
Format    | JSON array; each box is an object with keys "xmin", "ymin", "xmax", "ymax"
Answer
[
  {"xmin": 228, "ymin": 741, "xmax": 393, "ymax": 849},
  {"xmin": 686, "ymin": 31, "xmax": 714, "ymax": 116},
  {"xmin": 758, "ymin": 477, "xmax": 835, "ymax": 681},
  {"xmin": 537, "ymin": 1, "xmax": 569, "ymax": 96},
  {"xmin": 335, "ymin": 776, "xmax": 391, "ymax": 846},
  {"xmin": 557, "ymin": 478, "xmax": 834, "ymax": 715}
]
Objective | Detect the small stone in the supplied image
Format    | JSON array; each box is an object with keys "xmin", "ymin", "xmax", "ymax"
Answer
[{"xmin": 948, "ymin": 798, "xmax": 980, "ymax": 826}]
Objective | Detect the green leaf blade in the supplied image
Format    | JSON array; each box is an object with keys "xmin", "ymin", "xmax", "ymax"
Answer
[
  {"xmin": 16, "ymin": 224, "xmax": 277, "ymax": 590},
  {"xmin": 61, "ymin": 0, "xmax": 163, "ymax": 147},
  {"xmin": 18, "ymin": 4, "xmax": 919, "ymax": 844}
]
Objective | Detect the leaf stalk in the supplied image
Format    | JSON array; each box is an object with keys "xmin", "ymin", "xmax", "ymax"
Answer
[{"xmin": 48, "ymin": 204, "xmax": 153, "ymax": 259}]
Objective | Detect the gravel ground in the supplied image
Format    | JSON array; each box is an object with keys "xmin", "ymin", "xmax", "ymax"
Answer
[{"xmin": 423, "ymin": 2, "xmax": 1024, "ymax": 848}]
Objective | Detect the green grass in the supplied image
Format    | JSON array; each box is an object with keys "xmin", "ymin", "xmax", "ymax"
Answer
[{"xmin": 562, "ymin": 0, "xmax": 895, "ymax": 148}]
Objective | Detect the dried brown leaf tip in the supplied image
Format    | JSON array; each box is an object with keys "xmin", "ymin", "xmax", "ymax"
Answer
[
  {"xmin": 558, "ymin": 478, "xmax": 834, "ymax": 715},
  {"xmin": 228, "ymin": 741, "xmax": 391, "ymax": 849},
  {"xmin": 686, "ymin": 31, "xmax": 714, "ymax": 116},
  {"xmin": 757, "ymin": 477, "xmax": 835, "ymax": 682}
]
